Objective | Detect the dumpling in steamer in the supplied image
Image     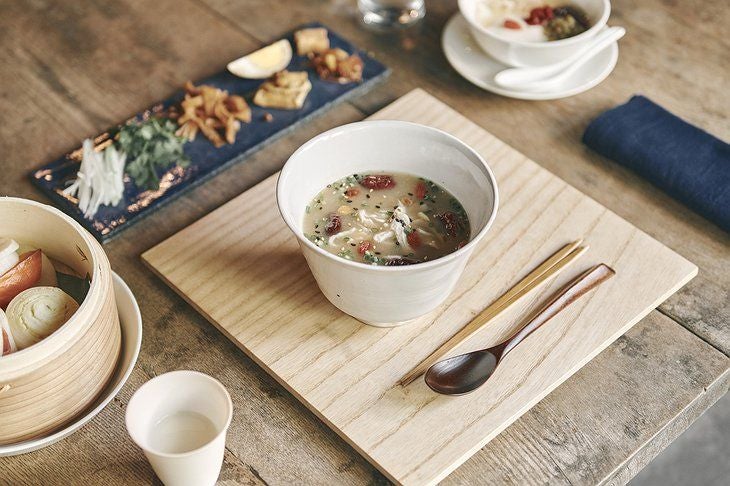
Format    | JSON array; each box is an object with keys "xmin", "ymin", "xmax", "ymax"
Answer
[{"xmin": 6, "ymin": 287, "xmax": 79, "ymax": 350}]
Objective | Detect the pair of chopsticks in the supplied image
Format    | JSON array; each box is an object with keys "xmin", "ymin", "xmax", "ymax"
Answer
[{"xmin": 397, "ymin": 239, "xmax": 588, "ymax": 387}]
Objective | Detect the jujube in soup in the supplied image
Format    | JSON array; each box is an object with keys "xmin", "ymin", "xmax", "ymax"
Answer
[{"xmin": 303, "ymin": 172, "xmax": 470, "ymax": 266}]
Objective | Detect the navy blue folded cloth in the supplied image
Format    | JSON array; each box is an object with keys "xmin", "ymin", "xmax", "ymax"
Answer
[{"xmin": 583, "ymin": 95, "xmax": 730, "ymax": 232}]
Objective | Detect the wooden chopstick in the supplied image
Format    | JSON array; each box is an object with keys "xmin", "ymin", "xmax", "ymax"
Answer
[{"xmin": 397, "ymin": 240, "xmax": 588, "ymax": 386}]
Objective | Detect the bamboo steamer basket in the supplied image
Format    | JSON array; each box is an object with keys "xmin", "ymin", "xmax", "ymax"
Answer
[{"xmin": 0, "ymin": 197, "xmax": 121, "ymax": 445}]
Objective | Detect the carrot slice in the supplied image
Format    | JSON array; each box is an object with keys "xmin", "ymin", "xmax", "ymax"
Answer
[{"xmin": 0, "ymin": 250, "xmax": 42, "ymax": 309}]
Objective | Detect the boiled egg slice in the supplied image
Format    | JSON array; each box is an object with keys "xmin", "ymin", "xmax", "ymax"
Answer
[{"xmin": 227, "ymin": 40, "xmax": 293, "ymax": 79}]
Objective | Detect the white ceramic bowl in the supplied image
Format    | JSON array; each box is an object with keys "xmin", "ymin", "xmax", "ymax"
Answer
[
  {"xmin": 458, "ymin": 0, "xmax": 611, "ymax": 67},
  {"xmin": 277, "ymin": 121, "xmax": 499, "ymax": 326}
]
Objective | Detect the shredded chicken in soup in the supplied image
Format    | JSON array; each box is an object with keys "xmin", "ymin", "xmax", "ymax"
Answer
[{"xmin": 303, "ymin": 172, "xmax": 470, "ymax": 266}]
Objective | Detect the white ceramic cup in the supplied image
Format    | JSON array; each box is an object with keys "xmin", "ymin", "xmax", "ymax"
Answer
[
  {"xmin": 458, "ymin": 0, "xmax": 611, "ymax": 67},
  {"xmin": 125, "ymin": 371, "xmax": 233, "ymax": 486},
  {"xmin": 277, "ymin": 121, "xmax": 499, "ymax": 326}
]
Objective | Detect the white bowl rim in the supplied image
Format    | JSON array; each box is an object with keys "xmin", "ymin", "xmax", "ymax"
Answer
[
  {"xmin": 276, "ymin": 120, "xmax": 500, "ymax": 273},
  {"xmin": 458, "ymin": 0, "xmax": 611, "ymax": 48}
]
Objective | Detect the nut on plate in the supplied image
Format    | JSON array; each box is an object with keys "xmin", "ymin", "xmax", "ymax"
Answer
[
  {"xmin": 337, "ymin": 205, "xmax": 354, "ymax": 215},
  {"xmin": 311, "ymin": 48, "xmax": 364, "ymax": 83}
]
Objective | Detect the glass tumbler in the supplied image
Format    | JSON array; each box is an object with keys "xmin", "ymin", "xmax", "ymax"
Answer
[{"xmin": 357, "ymin": 0, "xmax": 425, "ymax": 28}]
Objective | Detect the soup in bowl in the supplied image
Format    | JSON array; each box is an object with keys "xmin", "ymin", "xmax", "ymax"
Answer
[
  {"xmin": 303, "ymin": 172, "xmax": 471, "ymax": 266},
  {"xmin": 277, "ymin": 121, "xmax": 498, "ymax": 326}
]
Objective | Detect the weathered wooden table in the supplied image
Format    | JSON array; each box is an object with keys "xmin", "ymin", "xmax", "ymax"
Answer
[{"xmin": 0, "ymin": 1, "xmax": 727, "ymax": 484}]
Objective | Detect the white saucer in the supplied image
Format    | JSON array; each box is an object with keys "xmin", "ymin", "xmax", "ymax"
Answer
[
  {"xmin": 0, "ymin": 272, "xmax": 142, "ymax": 456},
  {"xmin": 442, "ymin": 13, "xmax": 619, "ymax": 100}
]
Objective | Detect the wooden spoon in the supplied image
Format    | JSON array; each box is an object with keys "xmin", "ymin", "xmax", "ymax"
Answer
[{"xmin": 425, "ymin": 264, "xmax": 615, "ymax": 395}]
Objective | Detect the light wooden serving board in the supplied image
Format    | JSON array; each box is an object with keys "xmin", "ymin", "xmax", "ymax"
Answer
[{"xmin": 142, "ymin": 89, "xmax": 697, "ymax": 485}]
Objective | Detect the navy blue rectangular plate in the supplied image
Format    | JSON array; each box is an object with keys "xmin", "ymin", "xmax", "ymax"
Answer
[{"xmin": 30, "ymin": 23, "xmax": 389, "ymax": 242}]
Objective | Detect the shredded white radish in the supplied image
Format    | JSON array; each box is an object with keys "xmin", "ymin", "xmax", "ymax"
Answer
[
  {"xmin": 64, "ymin": 139, "xmax": 125, "ymax": 218},
  {"xmin": 357, "ymin": 209, "xmax": 386, "ymax": 228},
  {"xmin": 328, "ymin": 227, "xmax": 356, "ymax": 247},
  {"xmin": 374, "ymin": 230, "xmax": 394, "ymax": 243},
  {"xmin": 354, "ymin": 223, "xmax": 375, "ymax": 234},
  {"xmin": 391, "ymin": 205, "xmax": 412, "ymax": 249}
]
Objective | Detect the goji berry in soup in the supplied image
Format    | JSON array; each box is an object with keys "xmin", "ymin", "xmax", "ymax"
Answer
[
  {"xmin": 359, "ymin": 174, "xmax": 396, "ymax": 190},
  {"xmin": 324, "ymin": 214, "xmax": 342, "ymax": 235}
]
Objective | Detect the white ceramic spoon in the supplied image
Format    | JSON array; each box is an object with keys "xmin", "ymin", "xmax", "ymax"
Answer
[{"xmin": 494, "ymin": 26, "xmax": 626, "ymax": 90}]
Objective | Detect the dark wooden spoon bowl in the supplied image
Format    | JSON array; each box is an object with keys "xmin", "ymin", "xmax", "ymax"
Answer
[{"xmin": 425, "ymin": 264, "xmax": 615, "ymax": 395}]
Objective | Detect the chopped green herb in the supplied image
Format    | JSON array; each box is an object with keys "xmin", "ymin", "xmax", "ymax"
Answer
[
  {"xmin": 116, "ymin": 117, "xmax": 189, "ymax": 190},
  {"xmin": 305, "ymin": 233, "xmax": 326, "ymax": 247},
  {"xmin": 363, "ymin": 251, "xmax": 381, "ymax": 264}
]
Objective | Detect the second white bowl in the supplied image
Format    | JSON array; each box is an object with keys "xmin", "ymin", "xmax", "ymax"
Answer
[
  {"xmin": 458, "ymin": 0, "xmax": 611, "ymax": 67},
  {"xmin": 277, "ymin": 121, "xmax": 499, "ymax": 326}
]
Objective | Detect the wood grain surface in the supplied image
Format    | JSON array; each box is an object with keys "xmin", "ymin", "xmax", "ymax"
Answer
[
  {"xmin": 143, "ymin": 90, "xmax": 698, "ymax": 485},
  {"xmin": 0, "ymin": 0, "xmax": 728, "ymax": 484}
]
